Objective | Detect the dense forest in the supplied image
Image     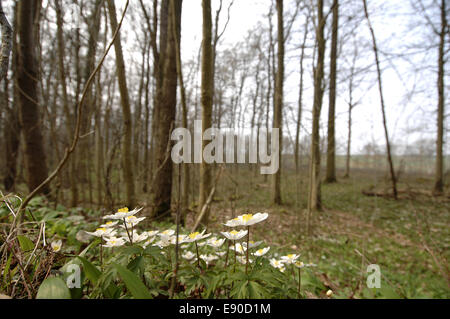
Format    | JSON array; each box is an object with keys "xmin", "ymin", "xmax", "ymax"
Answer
[{"xmin": 0, "ymin": 0, "xmax": 448, "ymax": 300}]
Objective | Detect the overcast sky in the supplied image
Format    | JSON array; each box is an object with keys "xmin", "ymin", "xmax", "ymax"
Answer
[{"xmin": 176, "ymin": 0, "xmax": 449, "ymax": 156}]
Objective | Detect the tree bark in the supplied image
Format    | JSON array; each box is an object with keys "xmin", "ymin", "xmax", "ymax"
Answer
[
  {"xmin": 17, "ymin": 0, "xmax": 51, "ymax": 196},
  {"xmin": 362, "ymin": 0, "xmax": 398, "ymax": 200},
  {"xmin": 307, "ymin": 0, "xmax": 326, "ymax": 231},
  {"xmin": 433, "ymin": 0, "xmax": 447, "ymax": 195},
  {"xmin": 107, "ymin": 0, "xmax": 135, "ymax": 208},
  {"xmin": 153, "ymin": 0, "xmax": 181, "ymax": 219},
  {"xmin": 272, "ymin": 0, "xmax": 284, "ymax": 205},
  {"xmin": 198, "ymin": 0, "xmax": 214, "ymax": 224},
  {"xmin": 325, "ymin": 0, "xmax": 339, "ymax": 183}
]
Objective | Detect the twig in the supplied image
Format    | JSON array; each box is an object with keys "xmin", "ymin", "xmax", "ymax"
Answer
[{"xmin": 191, "ymin": 165, "xmax": 224, "ymax": 232}]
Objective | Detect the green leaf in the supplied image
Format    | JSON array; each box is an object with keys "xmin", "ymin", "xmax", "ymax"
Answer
[
  {"xmin": 17, "ymin": 235, "xmax": 34, "ymax": 252},
  {"xmin": 112, "ymin": 263, "xmax": 152, "ymax": 299},
  {"xmin": 248, "ymin": 281, "xmax": 267, "ymax": 299},
  {"xmin": 127, "ymin": 256, "xmax": 144, "ymax": 273},
  {"xmin": 76, "ymin": 256, "xmax": 101, "ymax": 284},
  {"xmin": 36, "ymin": 277, "xmax": 71, "ymax": 299}
]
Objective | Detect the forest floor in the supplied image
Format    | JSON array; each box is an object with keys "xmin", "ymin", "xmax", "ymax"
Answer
[{"xmin": 179, "ymin": 166, "xmax": 450, "ymax": 298}]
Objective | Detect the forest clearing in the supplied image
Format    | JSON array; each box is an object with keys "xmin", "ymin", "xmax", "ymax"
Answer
[{"xmin": 0, "ymin": 0, "xmax": 448, "ymax": 302}]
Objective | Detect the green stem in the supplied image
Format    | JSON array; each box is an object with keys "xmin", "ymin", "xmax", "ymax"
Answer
[
  {"xmin": 246, "ymin": 226, "xmax": 250, "ymax": 274},
  {"xmin": 297, "ymin": 267, "xmax": 302, "ymax": 299},
  {"xmin": 123, "ymin": 218, "xmax": 133, "ymax": 244},
  {"xmin": 195, "ymin": 241, "xmax": 200, "ymax": 269}
]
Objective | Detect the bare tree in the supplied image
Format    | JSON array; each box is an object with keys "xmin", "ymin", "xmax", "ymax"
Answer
[
  {"xmin": 107, "ymin": 0, "xmax": 135, "ymax": 208},
  {"xmin": 362, "ymin": 0, "xmax": 398, "ymax": 199},
  {"xmin": 17, "ymin": 0, "xmax": 51, "ymax": 196},
  {"xmin": 325, "ymin": 0, "xmax": 339, "ymax": 183},
  {"xmin": 198, "ymin": 0, "xmax": 214, "ymax": 225}
]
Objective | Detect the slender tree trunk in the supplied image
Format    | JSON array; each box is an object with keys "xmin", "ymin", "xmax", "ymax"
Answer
[
  {"xmin": 170, "ymin": 0, "xmax": 189, "ymax": 224},
  {"xmin": 307, "ymin": 0, "xmax": 326, "ymax": 233},
  {"xmin": 272, "ymin": 0, "xmax": 284, "ymax": 204},
  {"xmin": 153, "ymin": 0, "xmax": 181, "ymax": 219},
  {"xmin": 3, "ymin": 3, "xmax": 19, "ymax": 192},
  {"xmin": 295, "ymin": 15, "xmax": 309, "ymax": 178},
  {"xmin": 198, "ymin": 0, "xmax": 214, "ymax": 225},
  {"xmin": 17, "ymin": 0, "xmax": 51, "ymax": 196},
  {"xmin": 433, "ymin": 0, "xmax": 447, "ymax": 195},
  {"xmin": 107, "ymin": 0, "xmax": 135, "ymax": 208},
  {"xmin": 325, "ymin": 0, "xmax": 339, "ymax": 183},
  {"xmin": 362, "ymin": 0, "xmax": 397, "ymax": 200}
]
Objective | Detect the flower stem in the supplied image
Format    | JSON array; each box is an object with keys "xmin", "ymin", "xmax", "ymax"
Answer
[
  {"xmin": 225, "ymin": 239, "xmax": 230, "ymax": 268},
  {"xmin": 246, "ymin": 226, "xmax": 250, "ymax": 274},
  {"xmin": 297, "ymin": 267, "xmax": 302, "ymax": 299},
  {"xmin": 100, "ymin": 236, "xmax": 103, "ymax": 271},
  {"xmin": 123, "ymin": 217, "xmax": 133, "ymax": 244},
  {"xmin": 195, "ymin": 241, "xmax": 200, "ymax": 269}
]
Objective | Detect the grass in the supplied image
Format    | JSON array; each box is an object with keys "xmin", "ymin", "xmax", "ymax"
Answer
[{"xmin": 185, "ymin": 165, "xmax": 450, "ymax": 298}]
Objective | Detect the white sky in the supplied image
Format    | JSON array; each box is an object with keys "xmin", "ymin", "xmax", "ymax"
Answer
[{"xmin": 178, "ymin": 0, "xmax": 449, "ymax": 156}]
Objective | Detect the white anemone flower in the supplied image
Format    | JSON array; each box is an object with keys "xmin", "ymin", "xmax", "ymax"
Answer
[
  {"xmin": 154, "ymin": 238, "xmax": 172, "ymax": 248},
  {"xmin": 120, "ymin": 215, "xmax": 146, "ymax": 228},
  {"xmin": 220, "ymin": 229, "xmax": 248, "ymax": 240},
  {"xmin": 295, "ymin": 261, "xmax": 305, "ymax": 268},
  {"xmin": 270, "ymin": 258, "xmax": 284, "ymax": 270},
  {"xmin": 216, "ymin": 251, "xmax": 226, "ymax": 257},
  {"xmin": 124, "ymin": 230, "xmax": 149, "ymax": 243},
  {"xmin": 243, "ymin": 240, "xmax": 263, "ymax": 249},
  {"xmin": 230, "ymin": 243, "xmax": 246, "ymax": 254},
  {"xmin": 145, "ymin": 230, "xmax": 159, "ymax": 237},
  {"xmin": 281, "ymin": 254, "xmax": 300, "ymax": 264},
  {"xmin": 100, "ymin": 221, "xmax": 119, "ymax": 228},
  {"xmin": 200, "ymin": 254, "xmax": 219, "ymax": 265},
  {"xmin": 237, "ymin": 255, "xmax": 252, "ymax": 264},
  {"xmin": 253, "ymin": 247, "xmax": 270, "ymax": 257},
  {"xmin": 51, "ymin": 240, "xmax": 62, "ymax": 252},
  {"xmin": 207, "ymin": 237, "xmax": 225, "ymax": 248},
  {"xmin": 184, "ymin": 230, "xmax": 211, "ymax": 243},
  {"xmin": 103, "ymin": 236, "xmax": 126, "ymax": 248},
  {"xmin": 103, "ymin": 207, "xmax": 143, "ymax": 220},
  {"xmin": 169, "ymin": 234, "xmax": 188, "ymax": 245},
  {"xmin": 159, "ymin": 229, "xmax": 175, "ymax": 240},
  {"xmin": 182, "ymin": 251, "xmax": 196, "ymax": 260},
  {"xmin": 142, "ymin": 236, "xmax": 156, "ymax": 248},
  {"xmin": 86, "ymin": 227, "xmax": 116, "ymax": 238},
  {"xmin": 224, "ymin": 213, "xmax": 268, "ymax": 227}
]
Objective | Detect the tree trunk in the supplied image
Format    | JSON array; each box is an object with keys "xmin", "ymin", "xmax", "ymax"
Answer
[
  {"xmin": 362, "ymin": 0, "xmax": 397, "ymax": 200},
  {"xmin": 170, "ymin": 0, "xmax": 189, "ymax": 225},
  {"xmin": 272, "ymin": 0, "xmax": 284, "ymax": 205},
  {"xmin": 17, "ymin": 0, "xmax": 51, "ymax": 196},
  {"xmin": 433, "ymin": 0, "xmax": 446, "ymax": 195},
  {"xmin": 325, "ymin": 0, "xmax": 338, "ymax": 183},
  {"xmin": 107, "ymin": 0, "xmax": 135, "ymax": 208},
  {"xmin": 153, "ymin": 0, "xmax": 181, "ymax": 219},
  {"xmin": 3, "ymin": 2, "xmax": 19, "ymax": 192},
  {"xmin": 307, "ymin": 0, "xmax": 326, "ymax": 232},
  {"xmin": 198, "ymin": 0, "xmax": 214, "ymax": 225}
]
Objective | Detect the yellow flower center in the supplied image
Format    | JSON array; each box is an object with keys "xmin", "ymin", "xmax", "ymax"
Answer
[
  {"xmin": 230, "ymin": 230, "xmax": 238, "ymax": 235},
  {"xmin": 106, "ymin": 221, "xmax": 113, "ymax": 225},
  {"xmin": 110, "ymin": 240, "xmax": 116, "ymax": 245},
  {"xmin": 189, "ymin": 232, "xmax": 200, "ymax": 239},
  {"xmin": 53, "ymin": 245, "xmax": 60, "ymax": 251},
  {"xmin": 287, "ymin": 254, "xmax": 294, "ymax": 259},
  {"xmin": 117, "ymin": 207, "xmax": 129, "ymax": 213},
  {"xmin": 97, "ymin": 227, "xmax": 106, "ymax": 232},
  {"xmin": 257, "ymin": 249, "xmax": 263, "ymax": 254},
  {"xmin": 242, "ymin": 214, "xmax": 253, "ymax": 222}
]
